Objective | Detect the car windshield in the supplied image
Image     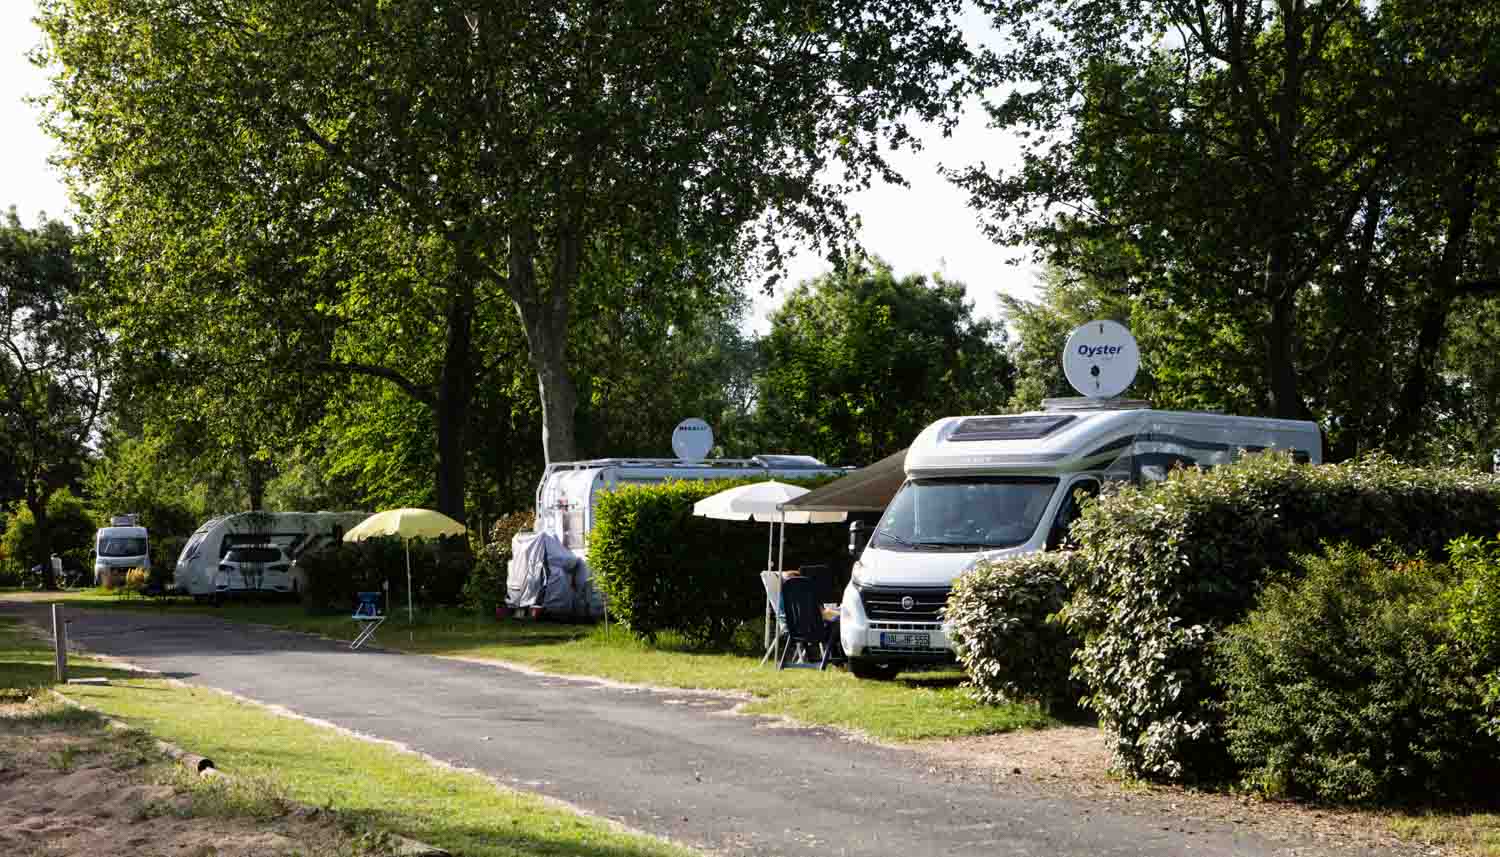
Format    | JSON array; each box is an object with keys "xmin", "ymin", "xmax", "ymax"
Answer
[
  {"xmin": 225, "ymin": 547, "xmax": 283, "ymax": 564},
  {"xmin": 870, "ymin": 476, "xmax": 1059, "ymax": 551},
  {"xmin": 98, "ymin": 537, "xmax": 147, "ymax": 557}
]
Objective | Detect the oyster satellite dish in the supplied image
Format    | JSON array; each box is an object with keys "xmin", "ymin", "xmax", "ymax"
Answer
[
  {"xmin": 671, "ymin": 417, "xmax": 714, "ymax": 462},
  {"xmin": 1063, "ymin": 320, "xmax": 1140, "ymax": 399}
]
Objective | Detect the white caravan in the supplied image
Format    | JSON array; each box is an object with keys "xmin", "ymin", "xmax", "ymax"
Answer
[
  {"xmin": 94, "ymin": 515, "xmax": 150, "ymax": 586},
  {"xmin": 512, "ymin": 455, "xmax": 848, "ymax": 617},
  {"xmin": 838, "ymin": 399, "xmax": 1322, "ymax": 679},
  {"xmin": 174, "ymin": 511, "xmax": 370, "ymax": 598}
]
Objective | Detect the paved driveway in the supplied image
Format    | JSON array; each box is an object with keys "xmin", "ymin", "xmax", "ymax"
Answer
[{"xmin": 4, "ymin": 602, "xmax": 1391, "ymax": 857}]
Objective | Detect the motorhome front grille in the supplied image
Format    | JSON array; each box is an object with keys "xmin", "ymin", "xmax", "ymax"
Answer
[
  {"xmin": 950, "ymin": 415, "xmax": 1075, "ymax": 442},
  {"xmin": 859, "ymin": 586, "xmax": 950, "ymax": 622}
]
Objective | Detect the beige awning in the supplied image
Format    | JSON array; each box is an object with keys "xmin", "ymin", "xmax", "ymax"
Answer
[{"xmin": 780, "ymin": 449, "xmax": 907, "ymax": 513}]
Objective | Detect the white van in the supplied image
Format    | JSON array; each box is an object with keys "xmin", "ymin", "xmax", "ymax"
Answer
[
  {"xmin": 94, "ymin": 517, "xmax": 150, "ymax": 586},
  {"xmin": 838, "ymin": 399, "xmax": 1322, "ymax": 679},
  {"xmin": 174, "ymin": 511, "xmax": 370, "ymax": 598},
  {"xmin": 514, "ymin": 455, "xmax": 849, "ymax": 616}
]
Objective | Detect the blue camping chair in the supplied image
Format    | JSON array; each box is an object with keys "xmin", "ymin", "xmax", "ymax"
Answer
[{"xmin": 350, "ymin": 591, "xmax": 386, "ymax": 650}]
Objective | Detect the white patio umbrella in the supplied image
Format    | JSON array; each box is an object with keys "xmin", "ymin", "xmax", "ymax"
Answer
[
  {"xmin": 343, "ymin": 508, "xmax": 467, "ymax": 623},
  {"xmin": 691, "ymin": 480, "xmax": 847, "ymax": 571}
]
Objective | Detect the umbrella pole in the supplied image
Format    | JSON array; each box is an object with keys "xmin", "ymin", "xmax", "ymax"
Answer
[
  {"xmin": 766, "ymin": 520, "xmax": 773, "ymax": 571},
  {"xmin": 405, "ymin": 538, "xmax": 413, "ymax": 624}
]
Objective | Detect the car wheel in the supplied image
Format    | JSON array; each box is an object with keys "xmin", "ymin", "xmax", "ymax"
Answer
[{"xmin": 848, "ymin": 658, "xmax": 901, "ymax": 681}]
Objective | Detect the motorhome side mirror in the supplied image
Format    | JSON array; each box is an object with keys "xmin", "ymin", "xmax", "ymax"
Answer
[{"xmin": 848, "ymin": 521, "xmax": 870, "ymax": 557}]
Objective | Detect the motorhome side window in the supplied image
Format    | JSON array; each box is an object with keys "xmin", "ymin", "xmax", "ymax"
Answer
[{"xmin": 1047, "ymin": 478, "xmax": 1101, "ymax": 550}]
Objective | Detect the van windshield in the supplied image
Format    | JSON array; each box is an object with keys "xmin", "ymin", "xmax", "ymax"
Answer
[
  {"xmin": 99, "ymin": 537, "xmax": 148, "ymax": 557},
  {"xmin": 870, "ymin": 477, "xmax": 1058, "ymax": 552}
]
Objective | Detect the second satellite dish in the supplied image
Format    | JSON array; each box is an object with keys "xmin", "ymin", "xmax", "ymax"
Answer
[
  {"xmin": 671, "ymin": 418, "xmax": 714, "ymax": 462},
  {"xmin": 1063, "ymin": 320, "xmax": 1140, "ymax": 399}
]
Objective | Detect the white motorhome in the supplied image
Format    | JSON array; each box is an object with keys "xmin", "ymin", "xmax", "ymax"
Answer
[
  {"xmin": 838, "ymin": 399, "xmax": 1322, "ymax": 679},
  {"xmin": 94, "ymin": 515, "xmax": 150, "ymax": 586},
  {"xmin": 513, "ymin": 455, "xmax": 849, "ymax": 617},
  {"xmin": 174, "ymin": 511, "xmax": 370, "ymax": 598}
]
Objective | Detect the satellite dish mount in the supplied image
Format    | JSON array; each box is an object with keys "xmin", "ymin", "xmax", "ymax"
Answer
[{"xmin": 1063, "ymin": 320, "xmax": 1140, "ymax": 399}]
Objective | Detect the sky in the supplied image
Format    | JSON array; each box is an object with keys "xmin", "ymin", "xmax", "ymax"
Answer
[{"xmin": 0, "ymin": 2, "xmax": 1042, "ymax": 333}]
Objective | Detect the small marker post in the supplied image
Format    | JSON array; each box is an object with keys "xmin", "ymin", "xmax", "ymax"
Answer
[{"xmin": 52, "ymin": 603, "xmax": 68, "ymax": 683}]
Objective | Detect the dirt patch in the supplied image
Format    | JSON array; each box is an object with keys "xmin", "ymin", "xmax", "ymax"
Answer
[
  {"xmin": 915, "ymin": 725, "xmax": 1459, "ymax": 857},
  {"xmin": 0, "ymin": 695, "xmax": 356, "ymax": 857}
]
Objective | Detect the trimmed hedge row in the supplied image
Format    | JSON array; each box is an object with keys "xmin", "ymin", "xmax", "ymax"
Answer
[
  {"xmin": 589, "ymin": 477, "xmax": 847, "ymax": 647},
  {"xmin": 1063, "ymin": 453, "xmax": 1500, "ymax": 783},
  {"xmin": 946, "ymin": 551, "xmax": 1083, "ymax": 714}
]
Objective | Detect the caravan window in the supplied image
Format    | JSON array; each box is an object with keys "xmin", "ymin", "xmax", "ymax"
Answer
[{"xmin": 872, "ymin": 477, "xmax": 1058, "ymax": 552}]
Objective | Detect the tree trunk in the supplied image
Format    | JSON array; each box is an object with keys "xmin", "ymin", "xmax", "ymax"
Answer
[
  {"xmin": 509, "ymin": 223, "xmax": 580, "ymax": 465},
  {"xmin": 27, "ymin": 492, "xmax": 56, "ymax": 591},
  {"xmin": 434, "ymin": 283, "xmax": 475, "ymax": 524},
  {"xmin": 1264, "ymin": 241, "xmax": 1307, "ymax": 421},
  {"xmin": 1389, "ymin": 168, "xmax": 1479, "ymax": 449},
  {"xmin": 245, "ymin": 460, "xmax": 267, "ymax": 511}
]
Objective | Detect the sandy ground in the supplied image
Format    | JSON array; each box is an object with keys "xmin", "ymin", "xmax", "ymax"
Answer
[
  {"xmin": 0, "ymin": 695, "xmax": 356, "ymax": 857},
  {"xmin": 916, "ymin": 726, "xmax": 1452, "ymax": 857}
]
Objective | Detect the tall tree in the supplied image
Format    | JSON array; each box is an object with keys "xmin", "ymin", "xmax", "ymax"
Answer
[
  {"xmin": 755, "ymin": 259, "xmax": 1013, "ymax": 465},
  {"xmin": 0, "ymin": 210, "xmax": 107, "ymax": 588},
  {"xmin": 954, "ymin": 0, "xmax": 1500, "ymax": 441},
  {"xmin": 38, "ymin": 0, "xmax": 980, "ymax": 523}
]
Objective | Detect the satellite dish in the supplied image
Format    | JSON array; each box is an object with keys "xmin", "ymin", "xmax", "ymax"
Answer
[
  {"xmin": 1063, "ymin": 320, "xmax": 1140, "ymax": 399},
  {"xmin": 671, "ymin": 418, "xmax": 714, "ymax": 462}
]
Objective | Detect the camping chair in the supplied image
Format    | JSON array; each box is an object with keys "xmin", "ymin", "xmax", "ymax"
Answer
[
  {"xmin": 350, "ymin": 591, "xmax": 386, "ymax": 650},
  {"xmin": 759, "ymin": 571, "xmax": 786, "ymax": 665},
  {"xmin": 777, "ymin": 575, "xmax": 836, "ymax": 670}
]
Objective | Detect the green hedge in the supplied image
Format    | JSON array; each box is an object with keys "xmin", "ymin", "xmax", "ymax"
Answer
[
  {"xmin": 300, "ymin": 536, "xmax": 471, "ymax": 613},
  {"xmin": 462, "ymin": 511, "xmax": 535, "ymax": 615},
  {"xmin": 946, "ymin": 551, "xmax": 1083, "ymax": 713},
  {"xmin": 1064, "ymin": 453, "xmax": 1500, "ymax": 783},
  {"xmin": 589, "ymin": 478, "xmax": 847, "ymax": 648},
  {"xmin": 1217, "ymin": 544, "xmax": 1498, "ymax": 802}
]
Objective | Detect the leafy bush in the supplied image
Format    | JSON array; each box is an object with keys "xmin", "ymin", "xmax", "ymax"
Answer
[
  {"xmin": 590, "ymin": 478, "xmax": 847, "ymax": 648},
  {"xmin": 946, "ymin": 551, "xmax": 1083, "ymax": 713},
  {"xmin": 462, "ymin": 511, "xmax": 535, "ymax": 616},
  {"xmin": 300, "ymin": 536, "xmax": 470, "ymax": 613},
  {"xmin": 1216, "ymin": 544, "xmax": 1497, "ymax": 802},
  {"xmin": 1444, "ymin": 534, "xmax": 1500, "ymax": 737},
  {"xmin": 123, "ymin": 568, "xmax": 149, "ymax": 598},
  {"xmin": 1064, "ymin": 453, "xmax": 1500, "ymax": 783},
  {"xmin": 1, "ymin": 490, "xmax": 98, "ymax": 581}
]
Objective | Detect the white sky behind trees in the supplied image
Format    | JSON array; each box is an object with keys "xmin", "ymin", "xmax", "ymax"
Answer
[{"xmin": 0, "ymin": 1, "xmax": 1041, "ymax": 335}]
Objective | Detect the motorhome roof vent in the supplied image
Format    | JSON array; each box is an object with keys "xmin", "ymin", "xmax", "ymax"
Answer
[
  {"xmin": 949, "ymin": 415, "xmax": 1076, "ymax": 442},
  {"xmin": 1041, "ymin": 397, "xmax": 1153, "ymax": 412}
]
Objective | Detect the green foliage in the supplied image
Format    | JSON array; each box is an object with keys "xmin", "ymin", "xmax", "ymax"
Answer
[
  {"xmin": 946, "ymin": 551, "xmax": 1083, "ymax": 713},
  {"xmin": 462, "ymin": 511, "xmax": 536, "ymax": 616},
  {"xmin": 756, "ymin": 258, "xmax": 1012, "ymax": 464},
  {"xmin": 590, "ymin": 478, "xmax": 846, "ymax": 648},
  {"xmin": 1, "ymin": 489, "xmax": 97, "ymax": 579},
  {"xmin": 1064, "ymin": 453, "xmax": 1500, "ymax": 783},
  {"xmin": 1216, "ymin": 544, "xmax": 1497, "ymax": 802},
  {"xmin": 1444, "ymin": 534, "xmax": 1500, "ymax": 737},
  {"xmin": 300, "ymin": 538, "xmax": 471, "ymax": 614}
]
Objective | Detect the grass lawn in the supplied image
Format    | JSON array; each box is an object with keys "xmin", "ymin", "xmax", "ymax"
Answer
[{"xmin": 12, "ymin": 589, "xmax": 1051, "ymax": 741}]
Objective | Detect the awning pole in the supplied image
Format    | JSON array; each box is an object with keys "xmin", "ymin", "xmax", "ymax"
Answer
[
  {"xmin": 777, "ymin": 508, "xmax": 787, "ymax": 572},
  {"xmin": 766, "ymin": 519, "xmax": 773, "ymax": 571}
]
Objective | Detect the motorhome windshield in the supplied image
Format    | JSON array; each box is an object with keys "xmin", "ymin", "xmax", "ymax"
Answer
[
  {"xmin": 870, "ymin": 476, "xmax": 1058, "ymax": 551},
  {"xmin": 99, "ymin": 537, "xmax": 147, "ymax": 557}
]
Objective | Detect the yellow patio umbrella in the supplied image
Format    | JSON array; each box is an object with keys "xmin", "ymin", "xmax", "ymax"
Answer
[{"xmin": 343, "ymin": 508, "xmax": 467, "ymax": 622}]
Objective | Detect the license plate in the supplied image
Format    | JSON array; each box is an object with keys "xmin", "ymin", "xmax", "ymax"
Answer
[{"xmin": 880, "ymin": 631, "xmax": 931, "ymax": 649}]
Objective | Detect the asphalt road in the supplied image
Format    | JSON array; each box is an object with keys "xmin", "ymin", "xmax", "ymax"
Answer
[{"xmin": 5, "ymin": 602, "xmax": 1391, "ymax": 857}]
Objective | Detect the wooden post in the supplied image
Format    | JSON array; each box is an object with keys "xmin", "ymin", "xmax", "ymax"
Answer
[{"xmin": 52, "ymin": 603, "xmax": 68, "ymax": 683}]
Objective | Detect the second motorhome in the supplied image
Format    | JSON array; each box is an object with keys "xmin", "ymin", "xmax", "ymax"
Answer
[{"xmin": 838, "ymin": 399, "xmax": 1322, "ymax": 679}]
